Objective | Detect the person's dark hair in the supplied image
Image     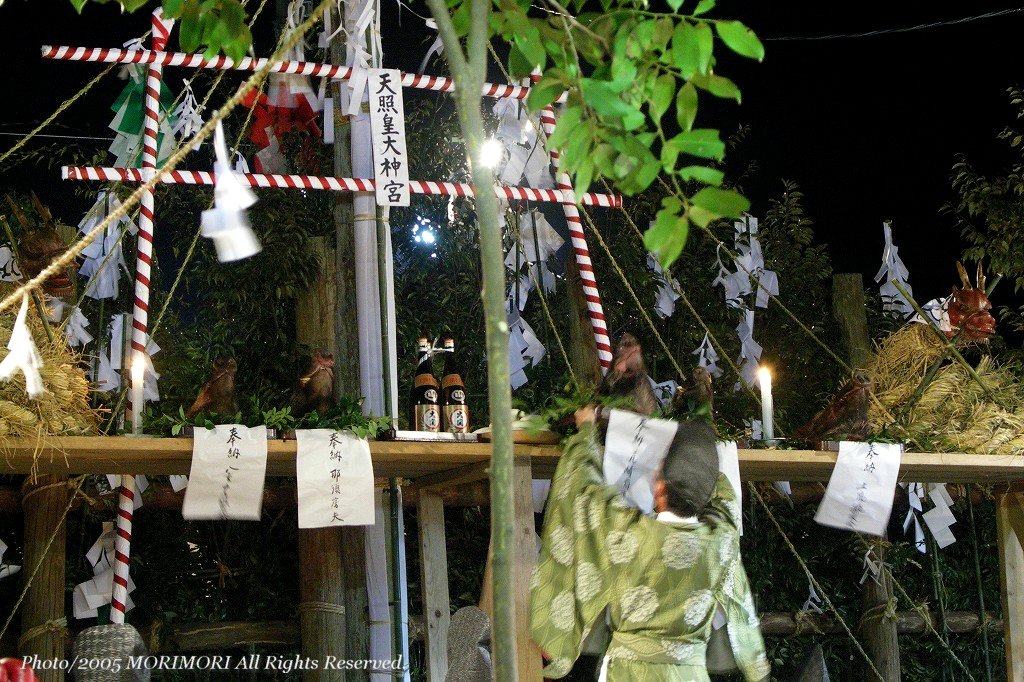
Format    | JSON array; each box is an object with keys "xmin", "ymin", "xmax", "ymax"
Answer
[{"xmin": 660, "ymin": 420, "xmax": 720, "ymax": 517}]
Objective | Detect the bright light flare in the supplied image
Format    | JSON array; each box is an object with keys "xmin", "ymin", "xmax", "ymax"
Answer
[{"xmin": 479, "ymin": 138, "xmax": 504, "ymax": 169}]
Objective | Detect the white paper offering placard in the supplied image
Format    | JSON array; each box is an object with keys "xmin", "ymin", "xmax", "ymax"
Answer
[
  {"xmin": 182, "ymin": 425, "xmax": 267, "ymax": 521},
  {"xmin": 296, "ymin": 429, "xmax": 375, "ymax": 528},
  {"xmin": 716, "ymin": 441, "xmax": 743, "ymax": 534},
  {"xmin": 368, "ymin": 68, "xmax": 410, "ymax": 207},
  {"xmin": 603, "ymin": 409, "xmax": 679, "ymax": 514},
  {"xmin": 815, "ymin": 441, "xmax": 902, "ymax": 536}
]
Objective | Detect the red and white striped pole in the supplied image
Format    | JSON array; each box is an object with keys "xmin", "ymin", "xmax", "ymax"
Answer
[
  {"xmin": 531, "ymin": 74, "xmax": 613, "ymax": 370},
  {"xmin": 112, "ymin": 9, "xmax": 174, "ymax": 624}
]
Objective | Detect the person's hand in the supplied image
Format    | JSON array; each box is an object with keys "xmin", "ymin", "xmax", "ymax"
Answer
[{"xmin": 574, "ymin": 405, "xmax": 597, "ymax": 428}]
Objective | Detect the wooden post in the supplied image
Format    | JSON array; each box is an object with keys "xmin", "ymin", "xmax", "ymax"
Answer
[
  {"xmin": 512, "ymin": 456, "xmax": 543, "ymax": 681},
  {"xmin": 20, "ymin": 475, "xmax": 68, "ymax": 682},
  {"xmin": 832, "ymin": 273, "xmax": 900, "ymax": 681},
  {"xmin": 294, "ymin": 48, "xmax": 368, "ymax": 670},
  {"xmin": 565, "ymin": 255, "xmax": 603, "ymax": 386},
  {"xmin": 997, "ymin": 492, "xmax": 1024, "ymax": 679},
  {"xmin": 833, "ymin": 273, "xmax": 871, "ymax": 369},
  {"xmin": 417, "ymin": 491, "xmax": 450, "ymax": 680}
]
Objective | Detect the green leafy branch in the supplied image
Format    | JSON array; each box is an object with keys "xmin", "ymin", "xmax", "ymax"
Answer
[
  {"xmin": 486, "ymin": 0, "xmax": 763, "ymax": 268},
  {"xmin": 67, "ymin": 0, "xmax": 254, "ymax": 62}
]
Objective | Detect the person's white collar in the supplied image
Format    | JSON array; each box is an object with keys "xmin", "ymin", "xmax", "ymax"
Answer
[{"xmin": 655, "ymin": 510, "xmax": 698, "ymax": 525}]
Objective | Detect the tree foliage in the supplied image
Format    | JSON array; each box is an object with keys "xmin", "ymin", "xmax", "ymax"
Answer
[{"xmin": 487, "ymin": 0, "xmax": 763, "ymax": 268}]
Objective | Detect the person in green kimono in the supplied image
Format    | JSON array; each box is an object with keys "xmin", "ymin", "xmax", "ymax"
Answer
[{"xmin": 530, "ymin": 406, "xmax": 770, "ymax": 681}]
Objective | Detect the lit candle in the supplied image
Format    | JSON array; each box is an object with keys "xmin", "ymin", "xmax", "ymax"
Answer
[
  {"xmin": 758, "ymin": 366, "xmax": 774, "ymax": 441},
  {"xmin": 130, "ymin": 353, "xmax": 145, "ymax": 435}
]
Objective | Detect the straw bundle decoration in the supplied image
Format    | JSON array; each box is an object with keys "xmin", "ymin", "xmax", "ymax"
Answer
[
  {"xmin": 0, "ymin": 284, "xmax": 98, "ymax": 438},
  {"xmin": 868, "ymin": 323, "xmax": 1024, "ymax": 455}
]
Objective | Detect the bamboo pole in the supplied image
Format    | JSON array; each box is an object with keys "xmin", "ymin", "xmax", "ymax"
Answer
[{"xmin": 833, "ymin": 274, "xmax": 900, "ymax": 681}]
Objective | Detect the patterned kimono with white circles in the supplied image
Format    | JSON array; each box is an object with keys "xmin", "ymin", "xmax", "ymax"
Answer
[{"xmin": 531, "ymin": 424, "xmax": 769, "ymax": 681}]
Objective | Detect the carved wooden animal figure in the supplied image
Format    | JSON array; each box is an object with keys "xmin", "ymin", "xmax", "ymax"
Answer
[
  {"xmin": 185, "ymin": 357, "xmax": 239, "ymax": 419},
  {"xmin": 673, "ymin": 366, "xmax": 715, "ymax": 417},
  {"xmin": 291, "ymin": 351, "xmax": 335, "ymax": 417},
  {"xmin": 5, "ymin": 193, "xmax": 75, "ymax": 297},
  {"xmin": 598, "ymin": 332, "xmax": 658, "ymax": 416},
  {"xmin": 791, "ymin": 370, "xmax": 872, "ymax": 444},
  {"xmin": 949, "ymin": 261, "xmax": 995, "ymax": 342}
]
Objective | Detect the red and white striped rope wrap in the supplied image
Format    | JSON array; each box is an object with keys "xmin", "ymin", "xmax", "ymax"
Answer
[
  {"xmin": 110, "ymin": 474, "xmax": 136, "ymax": 620},
  {"xmin": 41, "ymin": 45, "xmax": 569, "ymax": 104},
  {"xmin": 112, "ymin": 9, "xmax": 174, "ymax": 625},
  {"xmin": 62, "ymin": 166, "xmax": 623, "ymax": 207},
  {"xmin": 531, "ymin": 76, "xmax": 613, "ymax": 370}
]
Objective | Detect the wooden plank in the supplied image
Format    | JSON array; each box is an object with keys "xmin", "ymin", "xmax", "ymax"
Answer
[
  {"xmin": 417, "ymin": 490, "xmax": 450, "ymax": 681},
  {"xmin": 2, "ymin": 437, "xmax": 1023, "ymax": 483},
  {"xmin": 998, "ymin": 492, "xmax": 1024, "ymax": 680},
  {"xmin": 512, "ymin": 456, "xmax": 543, "ymax": 681},
  {"xmin": 413, "ymin": 460, "xmax": 490, "ymax": 491}
]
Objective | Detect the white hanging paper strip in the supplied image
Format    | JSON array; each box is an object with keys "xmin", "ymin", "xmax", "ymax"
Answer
[
  {"xmin": 646, "ymin": 252, "xmax": 680, "ymax": 319},
  {"xmin": 296, "ymin": 429, "xmax": 375, "ymax": 528},
  {"xmin": 79, "ymin": 193, "xmax": 132, "ymax": 300},
  {"xmin": 922, "ymin": 482, "xmax": 957, "ymax": 548},
  {"xmin": 62, "ymin": 305, "xmax": 93, "ymax": 346},
  {"xmin": 648, "ymin": 377, "xmax": 678, "ymax": 409},
  {"xmin": 46, "ymin": 296, "xmax": 65, "ymax": 324},
  {"xmin": 531, "ymin": 479, "xmax": 551, "ymax": 515},
  {"xmin": 0, "ymin": 537, "xmax": 20, "ymax": 580},
  {"xmin": 105, "ymin": 474, "xmax": 148, "ymax": 511},
  {"xmin": 171, "ymin": 81, "xmax": 205, "ymax": 147},
  {"xmin": 169, "ymin": 475, "xmax": 189, "ymax": 493},
  {"xmin": 368, "ymin": 68, "xmax": 410, "ymax": 206},
  {"xmin": 201, "ymin": 121, "xmax": 261, "ymax": 262},
  {"xmin": 692, "ymin": 332, "xmax": 723, "ymax": 379},
  {"xmin": 418, "ymin": 18, "xmax": 444, "ymax": 74},
  {"xmin": 0, "ymin": 245, "xmax": 22, "ymax": 282},
  {"xmin": 875, "ymin": 221, "xmax": 914, "ymax": 317},
  {"xmin": 912, "ymin": 297, "xmax": 952, "ymax": 333},
  {"xmin": 734, "ymin": 309, "xmax": 762, "ymax": 390},
  {"xmin": 0, "ymin": 294, "xmax": 46, "ymax": 398},
  {"xmin": 716, "ymin": 441, "xmax": 743, "ymax": 535},
  {"xmin": 73, "ymin": 522, "xmax": 135, "ymax": 619},
  {"xmin": 801, "ymin": 582, "xmax": 824, "ymax": 614},
  {"xmin": 815, "ymin": 441, "xmax": 902, "ymax": 536},
  {"xmin": 182, "ymin": 425, "xmax": 268, "ymax": 520},
  {"xmin": 603, "ymin": 409, "xmax": 679, "ymax": 514}
]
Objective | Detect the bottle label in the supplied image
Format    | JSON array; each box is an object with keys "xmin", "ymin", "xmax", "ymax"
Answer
[
  {"xmin": 424, "ymin": 388, "xmax": 438, "ymax": 403},
  {"xmin": 416, "ymin": 405, "xmax": 440, "ymax": 432},
  {"xmin": 416, "ymin": 375, "xmax": 439, "ymax": 388},
  {"xmin": 444, "ymin": 405, "xmax": 469, "ymax": 433},
  {"xmin": 442, "ymin": 374, "xmax": 464, "ymax": 390}
]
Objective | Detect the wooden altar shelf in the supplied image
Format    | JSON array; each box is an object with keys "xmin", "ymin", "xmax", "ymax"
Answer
[{"xmin": 2, "ymin": 436, "xmax": 1024, "ymax": 484}]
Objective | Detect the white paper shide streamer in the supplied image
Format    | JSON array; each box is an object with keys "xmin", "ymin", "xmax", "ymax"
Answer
[
  {"xmin": 875, "ymin": 221, "xmax": 914, "ymax": 317},
  {"xmin": 0, "ymin": 244, "xmax": 22, "ymax": 282},
  {"xmin": 0, "ymin": 294, "xmax": 46, "ymax": 398},
  {"xmin": 78, "ymin": 190, "xmax": 137, "ymax": 300},
  {"xmin": 646, "ymin": 252, "xmax": 680, "ymax": 319},
  {"xmin": 64, "ymin": 307, "xmax": 94, "ymax": 347},
  {"xmin": 0, "ymin": 537, "xmax": 20, "ymax": 580},
  {"xmin": 201, "ymin": 121, "xmax": 261, "ymax": 262},
  {"xmin": 73, "ymin": 522, "xmax": 136, "ymax": 618},
  {"xmin": 712, "ymin": 216, "xmax": 777, "ymax": 390},
  {"xmin": 692, "ymin": 332, "xmax": 723, "ymax": 378}
]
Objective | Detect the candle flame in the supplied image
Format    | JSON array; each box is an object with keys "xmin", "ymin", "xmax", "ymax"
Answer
[
  {"xmin": 758, "ymin": 366, "xmax": 771, "ymax": 384},
  {"xmin": 130, "ymin": 356, "xmax": 146, "ymax": 384}
]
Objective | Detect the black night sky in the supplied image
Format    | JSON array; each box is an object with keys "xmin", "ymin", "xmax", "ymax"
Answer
[{"xmin": 1, "ymin": 1, "xmax": 1022, "ymax": 301}]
